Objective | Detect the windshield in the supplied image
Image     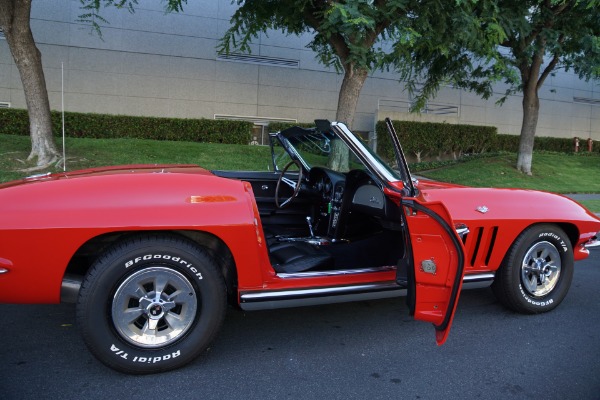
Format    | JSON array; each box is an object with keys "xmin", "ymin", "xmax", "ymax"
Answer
[{"xmin": 273, "ymin": 125, "xmax": 403, "ymax": 183}]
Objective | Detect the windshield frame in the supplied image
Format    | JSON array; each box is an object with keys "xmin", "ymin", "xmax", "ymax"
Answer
[
  {"xmin": 331, "ymin": 122, "xmax": 402, "ymax": 183},
  {"xmin": 272, "ymin": 122, "xmax": 406, "ymax": 186}
]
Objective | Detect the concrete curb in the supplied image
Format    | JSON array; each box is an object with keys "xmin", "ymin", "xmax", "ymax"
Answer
[
  {"xmin": 564, "ymin": 194, "xmax": 600, "ymax": 217},
  {"xmin": 564, "ymin": 194, "xmax": 600, "ymax": 201}
]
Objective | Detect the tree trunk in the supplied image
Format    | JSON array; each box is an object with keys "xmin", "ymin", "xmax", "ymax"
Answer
[
  {"xmin": 328, "ymin": 66, "xmax": 368, "ymax": 171},
  {"xmin": 336, "ymin": 67, "xmax": 368, "ymax": 128},
  {"xmin": 516, "ymin": 80, "xmax": 540, "ymax": 175},
  {"xmin": 1, "ymin": 0, "xmax": 59, "ymax": 168}
]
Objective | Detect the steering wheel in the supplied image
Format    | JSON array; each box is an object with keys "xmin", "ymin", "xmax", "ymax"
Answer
[{"xmin": 275, "ymin": 160, "xmax": 304, "ymax": 209}]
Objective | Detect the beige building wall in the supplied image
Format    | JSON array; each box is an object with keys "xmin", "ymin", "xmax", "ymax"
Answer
[{"xmin": 0, "ymin": 0, "xmax": 598, "ymax": 141}]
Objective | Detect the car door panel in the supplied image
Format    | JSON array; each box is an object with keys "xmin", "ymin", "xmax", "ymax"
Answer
[
  {"xmin": 402, "ymin": 199, "xmax": 465, "ymax": 345},
  {"xmin": 375, "ymin": 117, "xmax": 465, "ymax": 345}
]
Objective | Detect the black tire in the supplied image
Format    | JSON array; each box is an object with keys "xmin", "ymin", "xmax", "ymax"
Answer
[
  {"xmin": 76, "ymin": 233, "xmax": 226, "ymax": 374},
  {"xmin": 492, "ymin": 224, "xmax": 574, "ymax": 314}
]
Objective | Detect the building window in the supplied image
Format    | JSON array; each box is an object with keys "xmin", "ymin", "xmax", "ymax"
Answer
[
  {"xmin": 574, "ymin": 97, "xmax": 600, "ymax": 106},
  {"xmin": 214, "ymin": 114, "xmax": 297, "ymax": 145},
  {"xmin": 217, "ymin": 53, "xmax": 299, "ymax": 69}
]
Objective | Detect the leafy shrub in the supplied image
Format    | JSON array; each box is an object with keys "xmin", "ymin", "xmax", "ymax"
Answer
[
  {"xmin": 535, "ymin": 136, "xmax": 578, "ymax": 153},
  {"xmin": 375, "ymin": 120, "xmax": 497, "ymax": 162},
  {"xmin": 0, "ymin": 109, "xmax": 253, "ymax": 145},
  {"xmin": 377, "ymin": 119, "xmax": 595, "ymax": 159},
  {"xmin": 495, "ymin": 134, "xmax": 585, "ymax": 153},
  {"xmin": 494, "ymin": 134, "xmax": 520, "ymax": 152},
  {"xmin": 268, "ymin": 121, "xmax": 315, "ymax": 133}
]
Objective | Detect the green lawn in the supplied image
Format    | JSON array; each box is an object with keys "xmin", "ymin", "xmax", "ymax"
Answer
[
  {"xmin": 418, "ymin": 152, "xmax": 600, "ymax": 194},
  {"xmin": 580, "ymin": 200, "xmax": 600, "ymax": 213},
  {"xmin": 2, "ymin": 134, "xmax": 599, "ymax": 213},
  {"xmin": 0, "ymin": 134, "xmax": 272, "ymax": 183}
]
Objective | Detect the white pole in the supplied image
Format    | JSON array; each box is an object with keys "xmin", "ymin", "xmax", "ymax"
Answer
[{"xmin": 62, "ymin": 62, "xmax": 66, "ymax": 171}]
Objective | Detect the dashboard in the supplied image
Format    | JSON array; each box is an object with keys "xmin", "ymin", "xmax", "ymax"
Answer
[{"xmin": 307, "ymin": 167, "xmax": 387, "ymax": 238}]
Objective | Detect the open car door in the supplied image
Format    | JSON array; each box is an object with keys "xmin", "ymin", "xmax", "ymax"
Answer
[
  {"xmin": 327, "ymin": 119, "xmax": 465, "ymax": 344},
  {"xmin": 382, "ymin": 118, "xmax": 465, "ymax": 345},
  {"xmin": 399, "ymin": 195, "xmax": 465, "ymax": 345}
]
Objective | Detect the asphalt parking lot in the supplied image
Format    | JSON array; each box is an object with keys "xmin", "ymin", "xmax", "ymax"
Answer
[{"xmin": 1, "ymin": 248, "xmax": 599, "ymax": 400}]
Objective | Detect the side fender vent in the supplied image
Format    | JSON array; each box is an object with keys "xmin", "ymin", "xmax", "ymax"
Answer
[{"xmin": 465, "ymin": 226, "xmax": 499, "ymax": 268}]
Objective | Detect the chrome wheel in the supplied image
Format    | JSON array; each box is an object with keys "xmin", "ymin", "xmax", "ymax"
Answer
[
  {"xmin": 520, "ymin": 241, "xmax": 561, "ymax": 297},
  {"xmin": 492, "ymin": 225, "xmax": 573, "ymax": 314},
  {"xmin": 112, "ymin": 266, "xmax": 198, "ymax": 348}
]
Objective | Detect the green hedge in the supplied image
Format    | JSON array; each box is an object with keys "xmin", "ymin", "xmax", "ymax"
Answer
[
  {"xmin": 495, "ymin": 134, "xmax": 590, "ymax": 153},
  {"xmin": 376, "ymin": 120, "xmax": 497, "ymax": 162},
  {"xmin": 495, "ymin": 134, "xmax": 520, "ymax": 153},
  {"xmin": 377, "ymin": 120, "xmax": 597, "ymax": 160},
  {"xmin": 3, "ymin": 108, "xmax": 595, "ymax": 155},
  {"xmin": 268, "ymin": 121, "xmax": 315, "ymax": 133},
  {"xmin": 0, "ymin": 108, "xmax": 253, "ymax": 145}
]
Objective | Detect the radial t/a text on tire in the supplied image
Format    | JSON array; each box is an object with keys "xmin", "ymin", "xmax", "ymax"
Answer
[
  {"xmin": 76, "ymin": 233, "xmax": 227, "ymax": 374},
  {"xmin": 492, "ymin": 224, "xmax": 574, "ymax": 314}
]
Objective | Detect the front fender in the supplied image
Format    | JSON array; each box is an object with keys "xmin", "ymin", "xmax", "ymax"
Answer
[{"xmin": 0, "ymin": 173, "xmax": 266, "ymax": 303}]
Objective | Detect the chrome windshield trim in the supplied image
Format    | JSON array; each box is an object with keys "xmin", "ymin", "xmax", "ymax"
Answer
[
  {"xmin": 277, "ymin": 265, "xmax": 396, "ymax": 279},
  {"xmin": 331, "ymin": 122, "xmax": 400, "ymax": 183}
]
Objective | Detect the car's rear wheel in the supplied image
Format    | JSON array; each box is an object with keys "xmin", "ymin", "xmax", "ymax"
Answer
[
  {"xmin": 76, "ymin": 234, "xmax": 226, "ymax": 374},
  {"xmin": 492, "ymin": 224, "xmax": 573, "ymax": 314}
]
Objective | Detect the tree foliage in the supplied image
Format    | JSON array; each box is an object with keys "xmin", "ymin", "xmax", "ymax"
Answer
[
  {"xmin": 220, "ymin": 0, "xmax": 503, "ymax": 170},
  {"xmin": 78, "ymin": 0, "xmax": 186, "ymax": 36},
  {"xmin": 408, "ymin": 0, "xmax": 600, "ymax": 175},
  {"xmin": 495, "ymin": 0, "xmax": 600, "ymax": 174},
  {"xmin": 222, "ymin": 0, "xmax": 410, "ymax": 126}
]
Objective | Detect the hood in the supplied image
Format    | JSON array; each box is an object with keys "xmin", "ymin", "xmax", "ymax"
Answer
[
  {"xmin": 417, "ymin": 181, "xmax": 600, "ymax": 224},
  {"xmin": 0, "ymin": 164, "xmax": 213, "ymax": 189}
]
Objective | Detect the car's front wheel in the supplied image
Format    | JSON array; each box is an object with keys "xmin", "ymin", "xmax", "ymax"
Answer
[
  {"xmin": 492, "ymin": 224, "xmax": 574, "ymax": 314},
  {"xmin": 76, "ymin": 234, "xmax": 226, "ymax": 374}
]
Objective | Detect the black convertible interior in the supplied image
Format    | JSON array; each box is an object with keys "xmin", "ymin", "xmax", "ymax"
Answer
[
  {"xmin": 214, "ymin": 162, "xmax": 405, "ymax": 276},
  {"xmin": 213, "ymin": 122, "xmax": 409, "ymax": 276}
]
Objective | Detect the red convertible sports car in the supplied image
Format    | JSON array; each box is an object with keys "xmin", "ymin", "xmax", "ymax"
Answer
[{"xmin": 1, "ymin": 119, "xmax": 598, "ymax": 374}]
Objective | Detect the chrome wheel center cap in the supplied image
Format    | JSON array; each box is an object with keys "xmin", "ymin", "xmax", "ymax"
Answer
[
  {"xmin": 534, "ymin": 259, "xmax": 543, "ymax": 272},
  {"xmin": 139, "ymin": 294, "xmax": 174, "ymax": 320},
  {"xmin": 147, "ymin": 302, "xmax": 165, "ymax": 319}
]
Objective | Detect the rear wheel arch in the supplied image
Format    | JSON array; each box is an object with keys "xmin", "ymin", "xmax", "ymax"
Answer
[
  {"xmin": 62, "ymin": 230, "xmax": 238, "ymax": 303},
  {"xmin": 76, "ymin": 232, "xmax": 228, "ymax": 373}
]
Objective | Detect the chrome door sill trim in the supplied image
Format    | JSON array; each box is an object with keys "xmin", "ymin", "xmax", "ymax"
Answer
[
  {"xmin": 277, "ymin": 265, "xmax": 396, "ymax": 279},
  {"xmin": 463, "ymin": 273, "xmax": 495, "ymax": 282},
  {"xmin": 462, "ymin": 272, "xmax": 495, "ymax": 289},
  {"xmin": 240, "ymin": 282, "xmax": 403, "ymax": 310},
  {"xmin": 240, "ymin": 272, "xmax": 496, "ymax": 310}
]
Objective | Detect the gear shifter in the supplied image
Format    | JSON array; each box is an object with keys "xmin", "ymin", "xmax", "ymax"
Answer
[{"xmin": 306, "ymin": 216, "xmax": 315, "ymax": 238}]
